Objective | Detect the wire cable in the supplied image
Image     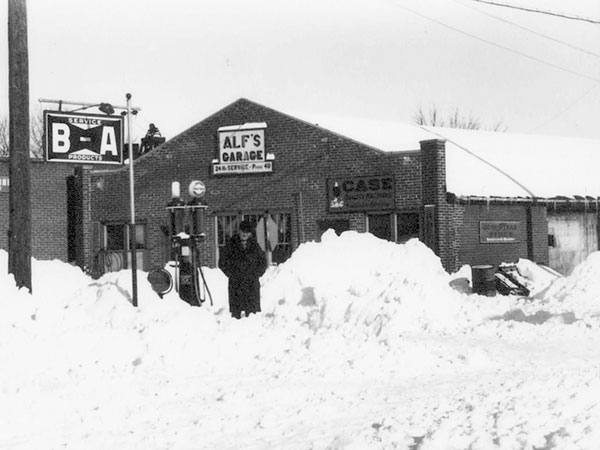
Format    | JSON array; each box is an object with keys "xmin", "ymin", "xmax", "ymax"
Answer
[
  {"xmin": 528, "ymin": 83, "xmax": 600, "ymax": 133},
  {"xmin": 469, "ymin": 0, "xmax": 600, "ymax": 24},
  {"xmin": 389, "ymin": 0, "xmax": 600, "ymax": 83},
  {"xmin": 453, "ymin": 0, "xmax": 600, "ymax": 58},
  {"xmin": 420, "ymin": 125, "xmax": 536, "ymax": 197}
]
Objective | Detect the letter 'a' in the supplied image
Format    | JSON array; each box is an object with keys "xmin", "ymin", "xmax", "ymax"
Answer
[{"xmin": 100, "ymin": 126, "xmax": 118, "ymax": 155}]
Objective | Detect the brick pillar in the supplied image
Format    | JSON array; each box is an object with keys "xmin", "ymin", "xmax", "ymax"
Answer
[{"xmin": 420, "ymin": 139, "xmax": 459, "ymax": 273}]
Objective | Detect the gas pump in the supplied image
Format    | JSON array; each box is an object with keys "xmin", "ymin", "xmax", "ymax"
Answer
[{"xmin": 165, "ymin": 180, "xmax": 213, "ymax": 306}]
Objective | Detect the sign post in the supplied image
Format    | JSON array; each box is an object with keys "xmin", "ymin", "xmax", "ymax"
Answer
[
  {"xmin": 126, "ymin": 93, "xmax": 138, "ymax": 307},
  {"xmin": 40, "ymin": 96, "xmax": 141, "ymax": 306}
]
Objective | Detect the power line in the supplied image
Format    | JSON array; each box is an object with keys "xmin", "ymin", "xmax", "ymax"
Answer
[
  {"xmin": 420, "ymin": 125, "xmax": 536, "ymax": 197},
  {"xmin": 469, "ymin": 0, "xmax": 600, "ymax": 24},
  {"xmin": 389, "ymin": 1, "xmax": 600, "ymax": 83},
  {"xmin": 528, "ymin": 83, "xmax": 600, "ymax": 133},
  {"xmin": 454, "ymin": 0, "xmax": 600, "ymax": 58}
]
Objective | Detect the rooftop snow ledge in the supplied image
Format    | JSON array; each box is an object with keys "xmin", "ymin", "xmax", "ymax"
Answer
[
  {"xmin": 218, "ymin": 122, "xmax": 267, "ymax": 132},
  {"xmin": 448, "ymin": 194, "xmax": 600, "ymax": 208}
]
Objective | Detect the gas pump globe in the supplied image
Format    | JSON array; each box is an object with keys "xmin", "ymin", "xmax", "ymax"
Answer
[
  {"xmin": 167, "ymin": 182, "xmax": 186, "ymax": 239},
  {"xmin": 188, "ymin": 180, "xmax": 208, "ymax": 241},
  {"xmin": 158, "ymin": 180, "xmax": 213, "ymax": 307}
]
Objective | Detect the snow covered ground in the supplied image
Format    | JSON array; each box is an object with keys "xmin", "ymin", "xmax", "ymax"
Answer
[{"xmin": 2, "ymin": 230, "xmax": 600, "ymax": 449}]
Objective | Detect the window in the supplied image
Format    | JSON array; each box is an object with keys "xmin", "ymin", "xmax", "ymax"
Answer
[
  {"xmin": 368, "ymin": 214, "xmax": 392, "ymax": 241},
  {"xmin": 271, "ymin": 213, "xmax": 292, "ymax": 264},
  {"xmin": 396, "ymin": 212, "xmax": 420, "ymax": 243},
  {"xmin": 106, "ymin": 224, "xmax": 126, "ymax": 250},
  {"xmin": 367, "ymin": 212, "xmax": 420, "ymax": 243},
  {"xmin": 217, "ymin": 212, "xmax": 293, "ymax": 265},
  {"xmin": 102, "ymin": 223, "xmax": 147, "ymax": 272},
  {"xmin": 217, "ymin": 215, "xmax": 247, "ymax": 249},
  {"xmin": 317, "ymin": 219, "xmax": 350, "ymax": 236}
]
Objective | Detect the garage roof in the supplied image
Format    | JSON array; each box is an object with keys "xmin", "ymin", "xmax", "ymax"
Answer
[{"xmin": 296, "ymin": 113, "xmax": 600, "ymax": 200}]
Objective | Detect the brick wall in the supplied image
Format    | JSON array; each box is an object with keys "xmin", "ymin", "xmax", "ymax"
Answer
[
  {"xmin": 459, "ymin": 203, "xmax": 548, "ymax": 268},
  {"xmin": 90, "ymin": 99, "xmax": 423, "ymax": 269},
  {"xmin": 419, "ymin": 139, "xmax": 551, "ymax": 273},
  {"xmin": 0, "ymin": 158, "xmax": 78, "ymax": 261}
]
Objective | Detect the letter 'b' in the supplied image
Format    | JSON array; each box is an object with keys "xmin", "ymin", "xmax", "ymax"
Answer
[{"xmin": 52, "ymin": 123, "xmax": 70, "ymax": 153}]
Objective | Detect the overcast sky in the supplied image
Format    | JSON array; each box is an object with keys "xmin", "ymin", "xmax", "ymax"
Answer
[{"xmin": 1, "ymin": 0, "xmax": 599, "ymax": 142}]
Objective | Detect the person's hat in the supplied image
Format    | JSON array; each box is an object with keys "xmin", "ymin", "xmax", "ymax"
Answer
[{"xmin": 239, "ymin": 220, "xmax": 254, "ymax": 232}]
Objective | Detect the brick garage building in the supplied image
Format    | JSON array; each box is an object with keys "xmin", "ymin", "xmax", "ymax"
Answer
[
  {"xmin": 87, "ymin": 98, "xmax": 424, "ymax": 275},
  {"xmin": 3, "ymin": 98, "xmax": 597, "ymax": 278},
  {"xmin": 86, "ymin": 98, "xmax": 592, "ymax": 276}
]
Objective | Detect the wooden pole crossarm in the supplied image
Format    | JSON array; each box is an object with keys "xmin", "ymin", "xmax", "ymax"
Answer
[{"xmin": 38, "ymin": 98, "xmax": 142, "ymax": 112}]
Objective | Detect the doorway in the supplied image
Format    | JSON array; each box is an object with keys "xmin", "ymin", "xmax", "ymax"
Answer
[
  {"xmin": 548, "ymin": 211, "xmax": 598, "ymax": 275},
  {"xmin": 66, "ymin": 175, "xmax": 84, "ymax": 267}
]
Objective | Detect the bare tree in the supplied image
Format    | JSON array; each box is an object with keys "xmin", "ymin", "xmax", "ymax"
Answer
[
  {"xmin": 30, "ymin": 108, "xmax": 44, "ymax": 158},
  {"xmin": 413, "ymin": 105, "xmax": 506, "ymax": 132},
  {"xmin": 0, "ymin": 116, "xmax": 8, "ymax": 157},
  {"xmin": 414, "ymin": 105, "xmax": 445, "ymax": 127},
  {"xmin": 0, "ymin": 109, "xmax": 45, "ymax": 159}
]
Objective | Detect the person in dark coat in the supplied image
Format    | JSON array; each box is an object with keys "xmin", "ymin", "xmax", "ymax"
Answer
[{"xmin": 218, "ymin": 220, "xmax": 267, "ymax": 319}]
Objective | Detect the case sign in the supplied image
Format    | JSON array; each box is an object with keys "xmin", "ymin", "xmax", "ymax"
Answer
[
  {"xmin": 213, "ymin": 123, "xmax": 272, "ymax": 175},
  {"xmin": 328, "ymin": 175, "xmax": 395, "ymax": 212},
  {"xmin": 44, "ymin": 111, "xmax": 124, "ymax": 164},
  {"xmin": 479, "ymin": 221, "xmax": 521, "ymax": 243}
]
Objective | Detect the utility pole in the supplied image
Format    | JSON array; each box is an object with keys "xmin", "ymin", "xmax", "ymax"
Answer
[{"xmin": 8, "ymin": 0, "xmax": 32, "ymax": 291}]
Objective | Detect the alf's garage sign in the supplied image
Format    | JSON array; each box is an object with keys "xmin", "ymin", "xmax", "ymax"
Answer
[
  {"xmin": 212, "ymin": 123, "xmax": 272, "ymax": 175},
  {"xmin": 44, "ymin": 111, "xmax": 124, "ymax": 164}
]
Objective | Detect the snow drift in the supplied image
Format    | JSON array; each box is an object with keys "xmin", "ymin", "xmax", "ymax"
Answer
[{"xmin": 2, "ymin": 232, "xmax": 600, "ymax": 449}]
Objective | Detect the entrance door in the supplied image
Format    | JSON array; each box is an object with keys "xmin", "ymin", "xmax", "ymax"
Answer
[
  {"xmin": 66, "ymin": 175, "xmax": 83, "ymax": 267},
  {"xmin": 548, "ymin": 212, "xmax": 598, "ymax": 275}
]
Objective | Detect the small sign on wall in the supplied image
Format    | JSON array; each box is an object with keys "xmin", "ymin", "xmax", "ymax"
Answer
[
  {"xmin": 480, "ymin": 221, "xmax": 521, "ymax": 243},
  {"xmin": 327, "ymin": 175, "xmax": 395, "ymax": 212}
]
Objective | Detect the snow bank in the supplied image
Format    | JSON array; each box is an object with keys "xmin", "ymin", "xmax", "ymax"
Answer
[
  {"xmin": 536, "ymin": 251, "xmax": 600, "ymax": 319},
  {"xmin": 514, "ymin": 258, "xmax": 561, "ymax": 297},
  {"xmin": 3, "ymin": 236, "xmax": 600, "ymax": 449},
  {"xmin": 262, "ymin": 230, "xmax": 484, "ymax": 336}
]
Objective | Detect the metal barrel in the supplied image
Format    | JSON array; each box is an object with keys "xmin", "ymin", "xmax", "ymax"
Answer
[{"xmin": 472, "ymin": 265, "xmax": 496, "ymax": 296}]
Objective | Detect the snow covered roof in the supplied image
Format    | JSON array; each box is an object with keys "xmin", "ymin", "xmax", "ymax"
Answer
[
  {"xmin": 292, "ymin": 112, "xmax": 600, "ymax": 200},
  {"xmin": 218, "ymin": 122, "xmax": 267, "ymax": 132},
  {"xmin": 434, "ymin": 127, "xmax": 600, "ymax": 200}
]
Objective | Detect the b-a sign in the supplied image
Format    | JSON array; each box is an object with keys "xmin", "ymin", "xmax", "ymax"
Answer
[{"xmin": 44, "ymin": 111, "xmax": 124, "ymax": 164}]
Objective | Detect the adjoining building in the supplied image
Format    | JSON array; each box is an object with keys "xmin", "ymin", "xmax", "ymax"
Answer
[
  {"xmin": 0, "ymin": 161, "xmax": 88, "ymax": 266},
  {"xmin": 2, "ymin": 98, "xmax": 599, "ymax": 277}
]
